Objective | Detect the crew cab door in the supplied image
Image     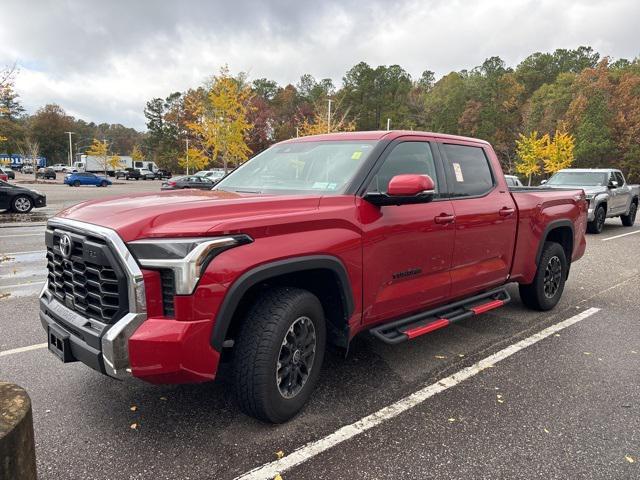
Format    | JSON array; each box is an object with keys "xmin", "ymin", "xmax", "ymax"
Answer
[
  {"xmin": 609, "ymin": 171, "xmax": 629, "ymax": 214},
  {"xmin": 438, "ymin": 141, "xmax": 518, "ymax": 298},
  {"xmin": 360, "ymin": 139, "xmax": 455, "ymax": 325}
]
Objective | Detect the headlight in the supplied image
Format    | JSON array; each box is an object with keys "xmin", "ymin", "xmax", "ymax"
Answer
[{"xmin": 128, "ymin": 235, "xmax": 252, "ymax": 294}]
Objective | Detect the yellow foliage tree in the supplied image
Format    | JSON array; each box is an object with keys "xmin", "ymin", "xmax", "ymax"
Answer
[
  {"xmin": 515, "ymin": 131, "xmax": 547, "ymax": 185},
  {"xmin": 178, "ymin": 147, "xmax": 210, "ymax": 173},
  {"xmin": 131, "ymin": 145, "xmax": 144, "ymax": 162},
  {"xmin": 187, "ymin": 66, "xmax": 253, "ymax": 173},
  {"xmin": 86, "ymin": 139, "xmax": 121, "ymax": 175},
  {"xmin": 298, "ymin": 100, "xmax": 356, "ymax": 136},
  {"xmin": 543, "ymin": 129, "xmax": 575, "ymax": 174}
]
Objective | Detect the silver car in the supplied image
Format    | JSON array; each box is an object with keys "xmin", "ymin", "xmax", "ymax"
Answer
[{"xmin": 544, "ymin": 168, "xmax": 640, "ymax": 233}]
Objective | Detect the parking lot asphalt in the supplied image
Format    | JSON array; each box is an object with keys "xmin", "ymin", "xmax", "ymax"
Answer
[{"xmin": 1, "ymin": 181, "xmax": 639, "ymax": 479}]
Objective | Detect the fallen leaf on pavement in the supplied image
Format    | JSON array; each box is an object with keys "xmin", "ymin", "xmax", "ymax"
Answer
[
  {"xmin": 543, "ymin": 428, "xmax": 549, "ymax": 433},
  {"xmin": 273, "ymin": 474, "xmax": 283, "ymax": 480},
  {"xmin": 275, "ymin": 450, "xmax": 285, "ymax": 459},
  {"xmin": 625, "ymin": 455, "xmax": 635, "ymax": 463},
  {"xmin": 160, "ymin": 396, "xmax": 167, "ymax": 401},
  {"xmin": 448, "ymin": 418, "xmax": 456, "ymax": 423},
  {"xmin": 583, "ymin": 352, "xmax": 592, "ymax": 355},
  {"xmin": 434, "ymin": 355, "xmax": 447, "ymax": 359},
  {"xmin": 130, "ymin": 405, "xmax": 138, "ymax": 412},
  {"xmin": 130, "ymin": 423, "xmax": 138, "ymax": 430}
]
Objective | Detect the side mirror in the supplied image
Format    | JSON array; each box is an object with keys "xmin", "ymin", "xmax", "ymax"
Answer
[
  {"xmin": 540, "ymin": 179, "xmax": 547, "ymax": 185},
  {"xmin": 387, "ymin": 174, "xmax": 435, "ymax": 196},
  {"xmin": 609, "ymin": 180, "xmax": 619, "ymax": 189},
  {"xmin": 364, "ymin": 174, "xmax": 435, "ymax": 206}
]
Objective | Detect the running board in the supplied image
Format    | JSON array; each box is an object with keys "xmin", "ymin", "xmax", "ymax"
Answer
[{"xmin": 370, "ymin": 287, "xmax": 511, "ymax": 345}]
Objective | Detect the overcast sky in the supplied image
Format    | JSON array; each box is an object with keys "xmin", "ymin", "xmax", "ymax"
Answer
[{"xmin": 2, "ymin": 0, "xmax": 638, "ymax": 130}]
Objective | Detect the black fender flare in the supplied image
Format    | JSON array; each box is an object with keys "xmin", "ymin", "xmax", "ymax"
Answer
[
  {"xmin": 210, "ymin": 255, "xmax": 355, "ymax": 351},
  {"xmin": 535, "ymin": 219, "xmax": 575, "ymax": 267}
]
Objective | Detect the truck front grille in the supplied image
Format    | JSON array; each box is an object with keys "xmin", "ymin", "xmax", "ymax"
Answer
[{"xmin": 45, "ymin": 228, "xmax": 129, "ymax": 324}]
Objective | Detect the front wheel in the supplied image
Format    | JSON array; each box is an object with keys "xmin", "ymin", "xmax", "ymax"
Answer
[
  {"xmin": 587, "ymin": 205, "xmax": 606, "ymax": 234},
  {"xmin": 73, "ymin": 180, "xmax": 80, "ymax": 187},
  {"xmin": 233, "ymin": 287, "xmax": 326, "ymax": 423},
  {"xmin": 519, "ymin": 242, "xmax": 567, "ymax": 311},
  {"xmin": 100, "ymin": 180, "xmax": 108, "ymax": 187},
  {"xmin": 621, "ymin": 202, "xmax": 637, "ymax": 227},
  {"xmin": 11, "ymin": 195, "xmax": 34, "ymax": 213}
]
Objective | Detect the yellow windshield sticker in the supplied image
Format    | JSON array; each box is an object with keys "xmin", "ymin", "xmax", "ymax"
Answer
[{"xmin": 351, "ymin": 151, "xmax": 363, "ymax": 160}]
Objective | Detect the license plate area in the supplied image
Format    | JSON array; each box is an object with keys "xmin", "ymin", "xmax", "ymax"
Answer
[{"xmin": 48, "ymin": 325, "xmax": 76, "ymax": 363}]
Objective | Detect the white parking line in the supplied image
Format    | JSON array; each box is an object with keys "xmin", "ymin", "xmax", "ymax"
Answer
[
  {"xmin": 602, "ymin": 229, "xmax": 640, "ymax": 242},
  {"xmin": 3, "ymin": 250, "xmax": 46, "ymax": 256},
  {"xmin": 0, "ymin": 343, "xmax": 48, "ymax": 357},
  {"xmin": 0, "ymin": 281, "xmax": 45, "ymax": 290},
  {"xmin": 235, "ymin": 307, "xmax": 601, "ymax": 480},
  {"xmin": 1, "ymin": 233, "xmax": 45, "ymax": 238}
]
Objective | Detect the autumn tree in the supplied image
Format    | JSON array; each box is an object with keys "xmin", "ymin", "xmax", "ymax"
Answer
[
  {"xmin": 515, "ymin": 131, "xmax": 548, "ymax": 184},
  {"xmin": 187, "ymin": 67, "xmax": 253, "ymax": 172},
  {"xmin": 543, "ymin": 129, "xmax": 575, "ymax": 174},
  {"xmin": 131, "ymin": 144, "xmax": 144, "ymax": 162},
  {"xmin": 298, "ymin": 99, "xmax": 355, "ymax": 136},
  {"xmin": 178, "ymin": 147, "xmax": 209, "ymax": 173},
  {"xmin": 86, "ymin": 139, "xmax": 120, "ymax": 175}
]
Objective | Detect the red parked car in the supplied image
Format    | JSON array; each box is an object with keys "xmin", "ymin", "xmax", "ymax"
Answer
[{"xmin": 40, "ymin": 131, "xmax": 587, "ymax": 422}]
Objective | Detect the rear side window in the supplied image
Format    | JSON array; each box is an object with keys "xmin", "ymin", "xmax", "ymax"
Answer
[
  {"xmin": 366, "ymin": 142, "xmax": 439, "ymax": 194},
  {"xmin": 442, "ymin": 144, "xmax": 494, "ymax": 197}
]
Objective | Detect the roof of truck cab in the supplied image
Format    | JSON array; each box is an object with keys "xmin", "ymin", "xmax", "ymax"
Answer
[{"xmin": 279, "ymin": 130, "xmax": 491, "ymax": 145}]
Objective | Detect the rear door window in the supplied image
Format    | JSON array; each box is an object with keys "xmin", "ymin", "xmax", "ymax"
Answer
[
  {"xmin": 441, "ymin": 144, "xmax": 494, "ymax": 197},
  {"xmin": 615, "ymin": 172, "xmax": 625, "ymax": 186}
]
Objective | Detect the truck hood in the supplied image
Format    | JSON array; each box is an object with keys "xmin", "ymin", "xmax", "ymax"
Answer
[{"xmin": 55, "ymin": 189, "xmax": 322, "ymax": 241}]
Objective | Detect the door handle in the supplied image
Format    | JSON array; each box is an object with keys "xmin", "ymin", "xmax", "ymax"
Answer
[
  {"xmin": 434, "ymin": 213, "xmax": 455, "ymax": 224},
  {"xmin": 499, "ymin": 207, "xmax": 515, "ymax": 217}
]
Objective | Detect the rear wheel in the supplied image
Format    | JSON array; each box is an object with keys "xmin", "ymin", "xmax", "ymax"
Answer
[
  {"xmin": 11, "ymin": 195, "xmax": 34, "ymax": 213},
  {"xmin": 233, "ymin": 287, "xmax": 326, "ymax": 423},
  {"xmin": 621, "ymin": 202, "xmax": 637, "ymax": 227},
  {"xmin": 519, "ymin": 242, "xmax": 567, "ymax": 311},
  {"xmin": 587, "ymin": 205, "xmax": 606, "ymax": 234}
]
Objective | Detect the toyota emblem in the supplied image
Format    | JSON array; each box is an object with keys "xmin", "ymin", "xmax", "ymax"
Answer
[{"xmin": 59, "ymin": 234, "xmax": 72, "ymax": 258}]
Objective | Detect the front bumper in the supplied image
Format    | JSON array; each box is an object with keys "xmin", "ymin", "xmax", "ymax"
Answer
[
  {"xmin": 40, "ymin": 217, "xmax": 221, "ymax": 383},
  {"xmin": 35, "ymin": 195, "xmax": 46, "ymax": 208}
]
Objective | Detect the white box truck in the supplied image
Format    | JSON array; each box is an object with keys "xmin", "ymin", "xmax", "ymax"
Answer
[{"xmin": 73, "ymin": 155, "xmax": 160, "ymax": 176}]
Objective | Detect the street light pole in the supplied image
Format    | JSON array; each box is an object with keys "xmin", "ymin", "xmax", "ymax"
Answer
[
  {"xmin": 327, "ymin": 99, "xmax": 332, "ymax": 134},
  {"xmin": 65, "ymin": 132, "xmax": 75, "ymax": 167},
  {"xmin": 185, "ymin": 138, "xmax": 189, "ymax": 175}
]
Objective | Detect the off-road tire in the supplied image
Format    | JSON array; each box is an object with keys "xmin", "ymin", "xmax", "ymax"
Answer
[
  {"xmin": 587, "ymin": 205, "xmax": 606, "ymax": 234},
  {"xmin": 519, "ymin": 241, "xmax": 567, "ymax": 311},
  {"xmin": 233, "ymin": 287, "xmax": 326, "ymax": 423},
  {"xmin": 621, "ymin": 202, "xmax": 637, "ymax": 227}
]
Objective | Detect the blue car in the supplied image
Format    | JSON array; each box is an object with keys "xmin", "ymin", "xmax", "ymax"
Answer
[{"xmin": 64, "ymin": 172, "xmax": 112, "ymax": 187}]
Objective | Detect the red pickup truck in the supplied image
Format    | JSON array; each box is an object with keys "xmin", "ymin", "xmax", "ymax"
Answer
[{"xmin": 40, "ymin": 131, "xmax": 587, "ymax": 422}]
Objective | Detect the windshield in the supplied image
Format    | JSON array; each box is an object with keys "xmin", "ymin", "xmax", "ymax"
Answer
[
  {"xmin": 215, "ymin": 141, "xmax": 376, "ymax": 194},
  {"xmin": 547, "ymin": 171, "xmax": 608, "ymax": 186}
]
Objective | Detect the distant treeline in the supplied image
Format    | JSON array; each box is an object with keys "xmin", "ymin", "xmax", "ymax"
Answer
[{"xmin": 2, "ymin": 46, "xmax": 639, "ymax": 179}]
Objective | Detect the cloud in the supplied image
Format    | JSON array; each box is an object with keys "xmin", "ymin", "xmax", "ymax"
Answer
[{"xmin": 2, "ymin": 0, "xmax": 638, "ymax": 130}]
